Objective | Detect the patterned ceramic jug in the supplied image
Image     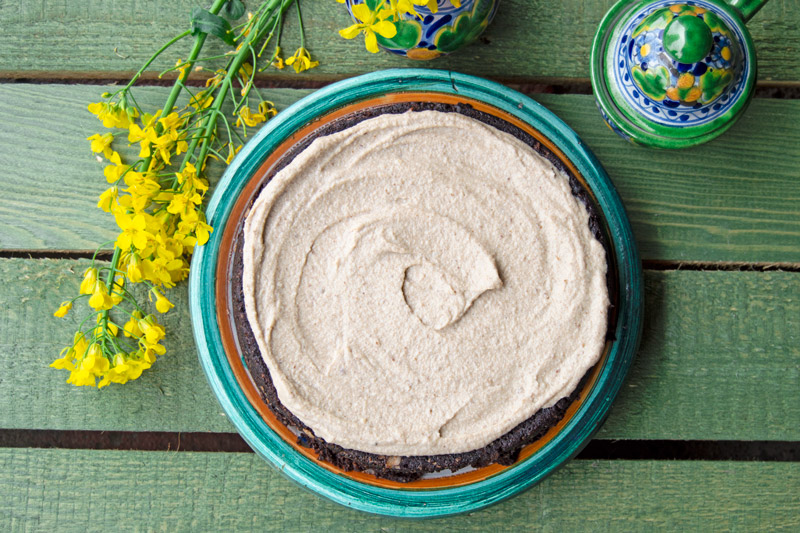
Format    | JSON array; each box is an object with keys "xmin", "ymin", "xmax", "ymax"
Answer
[
  {"xmin": 344, "ymin": 0, "xmax": 500, "ymax": 60},
  {"xmin": 591, "ymin": 0, "xmax": 769, "ymax": 148}
]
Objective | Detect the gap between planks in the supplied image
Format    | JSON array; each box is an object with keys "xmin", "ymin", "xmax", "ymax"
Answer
[
  {"xmin": 0, "ymin": 429, "xmax": 797, "ymax": 461},
  {"xmin": 2, "ymin": 74, "xmax": 800, "ymax": 99}
]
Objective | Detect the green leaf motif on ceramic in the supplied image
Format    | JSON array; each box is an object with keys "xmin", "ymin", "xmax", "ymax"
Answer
[
  {"xmin": 702, "ymin": 10, "xmax": 727, "ymax": 33},
  {"xmin": 376, "ymin": 19, "xmax": 421, "ymax": 50},
  {"xmin": 632, "ymin": 65, "xmax": 670, "ymax": 101},
  {"xmin": 633, "ymin": 8, "xmax": 671, "ymax": 37},
  {"xmin": 435, "ymin": 0, "xmax": 493, "ymax": 53},
  {"xmin": 701, "ymin": 68, "xmax": 733, "ymax": 102}
]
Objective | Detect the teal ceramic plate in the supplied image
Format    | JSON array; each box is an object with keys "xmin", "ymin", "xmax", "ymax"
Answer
[{"xmin": 190, "ymin": 69, "xmax": 643, "ymax": 518}]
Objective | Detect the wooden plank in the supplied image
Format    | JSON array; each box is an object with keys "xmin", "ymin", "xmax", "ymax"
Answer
[
  {"xmin": 0, "ymin": 84, "xmax": 310, "ymax": 251},
  {"xmin": 2, "ymin": 84, "xmax": 800, "ymax": 262},
  {"xmin": 1, "ymin": 1, "xmax": 798, "ymax": 83},
  {"xmin": 597, "ymin": 269, "xmax": 800, "ymax": 440},
  {"xmin": 0, "ymin": 448, "xmax": 797, "ymax": 530},
  {"xmin": 2, "ymin": 258, "xmax": 798, "ymax": 440}
]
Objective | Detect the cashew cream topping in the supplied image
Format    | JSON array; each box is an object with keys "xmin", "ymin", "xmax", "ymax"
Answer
[{"xmin": 242, "ymin": 110, "xmax": 608, "ymax": 456}]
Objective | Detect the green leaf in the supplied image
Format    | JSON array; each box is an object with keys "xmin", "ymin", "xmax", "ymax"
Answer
[
  {"xmin": 365, "ymin": 0, "xmax": 382, "ymax": 11},
  {"xmin": 632, "ymin": 65, "xmax": 669, "ymax": 101},
  {"xmin": 376, "ymin": 20, "xmax": 422, "ymax": 50},
  {"xmin": 190, "ymin": 7, "xmax": 235, "ymax": 45},
  {"xmin": 222, "ymin": 0, "xmax": 246, "ymax": 20}
]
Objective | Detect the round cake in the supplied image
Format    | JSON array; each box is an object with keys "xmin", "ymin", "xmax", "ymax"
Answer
[{"xmin": 236, "ymin": 103, "xmax": 611, "ymax": 481}]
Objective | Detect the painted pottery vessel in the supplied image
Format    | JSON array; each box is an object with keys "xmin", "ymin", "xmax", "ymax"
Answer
[
  {"xmin": 190, "ymin": 69, "xmax": 643, "ymax": 517},
  {"xmin": 345, "ymin": 0, "xmax": 500, "ymax": 60},
  {"xmin": 591, "ymin": 0, "xmax": 769, "ymax": 148}
]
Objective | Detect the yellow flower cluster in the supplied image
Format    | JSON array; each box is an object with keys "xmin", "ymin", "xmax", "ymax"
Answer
[
  {"xmin": 338, "ymin": 0, "xmax": 462, "ymax": 53},
  {"xmin": 50, "ymin": 313, "xmax": 164, "ymax": 388},
  {"xmin": 89, "ymin": 107, "xmax": 214, "ymax": 291},
  {"xmin": 51, "ymin": 265, "xmax": 169, "ymax": 387},
  {"xmin": 54, "ymin": 0, "xmax": 317, "ymax": 389}
]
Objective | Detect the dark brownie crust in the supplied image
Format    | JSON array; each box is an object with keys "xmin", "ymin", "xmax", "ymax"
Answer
[{"xmin": 229, "ymin": 101, "xmax": 616, "ymax": 482}]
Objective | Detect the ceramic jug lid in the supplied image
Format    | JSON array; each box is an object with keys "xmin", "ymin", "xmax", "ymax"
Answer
[{"xmin": 591, "ymin": 0, "xmax": 757, "ymax": 148}]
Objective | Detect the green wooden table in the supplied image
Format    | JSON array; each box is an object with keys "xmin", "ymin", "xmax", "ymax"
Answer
[{"xmin": 1, "ymin": 1, "xmax": 798, "ymax": 530}]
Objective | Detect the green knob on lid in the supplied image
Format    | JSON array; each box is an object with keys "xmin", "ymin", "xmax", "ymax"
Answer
[{"xmin": 663, "ymin": 15, "xmax": 713, "ymax": 64}]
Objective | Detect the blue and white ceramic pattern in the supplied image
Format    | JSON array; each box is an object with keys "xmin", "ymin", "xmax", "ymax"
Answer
[
  {"xmin": 344, "ymin": 0, "xmax": 500, "ymax": 59},
  {"xmin": 612, "ymin": 0, "xmax": 748, "ymax": 127}
]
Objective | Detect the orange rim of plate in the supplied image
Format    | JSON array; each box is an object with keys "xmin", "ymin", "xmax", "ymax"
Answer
[{"xmin": 214, "ymin": 91, "xmax": 617, "ymax": 491}]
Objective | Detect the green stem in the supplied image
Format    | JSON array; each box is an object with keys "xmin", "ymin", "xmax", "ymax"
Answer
[
  {"xmin": 139, "ymin": 0, "xmax": 229, "ymax": 174},
  {"xmin": 161, "ymin": 0, "xmax": 230, "ymax": 118},
  {"xmin": 99, "ymin": 247, "xmax": 122, "ymax": 355},
  {"xmin": 296, "ymin": 0, "xmax": 306, "ymax": 49},
  {"xmin": 123, "ymin": 30, "xmax": 192, "ymax": 92},
  {"xmin": 185, "ymin": 0, "xmax": 287, "ymax": 172}
]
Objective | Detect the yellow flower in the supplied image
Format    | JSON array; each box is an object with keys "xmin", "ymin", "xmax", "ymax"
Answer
[
  {"xmin": 138, "ymin": 314, "xmax": 166, "ymax": 346},
  {"xmin": 88, "ymin": 280, "xmax": 114, "ymax": 311},
  {"xmin": 177, "ymin": 209, "xmax": 213, "ymax": 246},
  {"xmin": 238, "ymin": 62, "xmax": 254, "ymax": 85},
  {"xmin": 98, "ymin": 186, "xmax": 118, "ymax": 212},
  {"xmin": 272, "ymin": 47, "xmax": 285, "ymax": 70},
  {"xmin": 166, "ymin": 190, "xmax": 202, "ymax": 217},
  {"xmin": 88, "ymin": 102, "xmax": 132, "ymax": 129},
  {"xmin": 66, "ymin": 367, "xmax": 96, "ymax": 387},
  {"xmin": 414, "ymin": 0, "xmax": 439, "ymax": 13},
  {"xmin": 115, "ymin": 212, "xmax": 151, "ymax": 251},
  {"xmin": 190, "ymin": 90, "xmax": 214, "ymax": 110},
  {"xmin": 389, "ymin": 0, "xmax": 421, "ymax": 18},
  {"xmin": 117, "ymin": 188, "xmax": 153, "ymax": 213},
  {"xmin": 103, "ymin": 152, "xmax": 129, "ymax": 184},
  {"xmin": 125, "ymin": 253, "xmax": 144, "ymax": 283},
  {"xmin": 174, "ymin": 58, "xmax": 190, "ymax": 78},
  {"xmin": 340, "ymin": 4, "xmax": 397, "ymax": 54},
  {"xmin": 175, "ymin": 163, "xmax": 208, "ymax": 193},
  {"xmin": 123, "ymin": 311, "xmax": 144, "ymax": 339},
  {"xmin": 142, "ymin": 255, "xmax": 182, "ymax": 287},
  {"xmin": 149, "ymin": 288, "xmax": 175, "ymax": 313},
  {"xmin": 155, "ymin": 232, "xmax": 184, "ymax": 260},
  {"xmin": 128, "ymin": 123, "xmax": 158, "ymax": 158},
  {"xmin": 205, "ymin": 69, "xmax": 226, "ymax": 88},
  {"xmin": 66, "ymin": 343, "xmax": 109, "ymax": 387},
  {"xmin": 110, "ymin": 275, "xmax": 125, "ymax": 306},
  {"xmin": 94, "ymin": 313, "xmax": 120, "ymax": 336},
  {"xmin": 101, "ymin": 353, "xmax": 152, "ymax": 386},
  {"xmin": 234, "ymin": 106, "xmax": 267, "ymax": 128},
  {"xmin": 73, "ymin": 331, "xmax": 89, "ymax": 356},
  {"xmin": 80, "ymin": 267, "xmax": 98, "ymax": 295},
  {"xmin": 124, "ymin": 175, "xmax": 161, "ymax": 206},
  {"xmin": 87, "ymin": 133, "xmax": 114, "ymax": 158},
  {"xmin": 83, "ymin": 344, "xmax": 110, "ymax": 376},
  {"xmin": 258, "ymin": 101, "xmax": 278, "ymax": 119},
  {"xmin": 225, "ymin": 144, "xmax": 243, "ymax": 165},
  {"xmin": 51, "ymin": 347, "xmax": 76, "ymax": 371},
  {"xmin": 54, "ymin": 301, "xmax": 72, "ymax": 318},
  {"xmin": 285, "ymin": 47, "xmax": 320, "ymax": 73},
  {"xmin": 158, "ymin": 111, "xmax": 184, "ymax": 132},
  {"xmin": 152, "ymin": 133, "xmax": 178, "ymax": 165}
]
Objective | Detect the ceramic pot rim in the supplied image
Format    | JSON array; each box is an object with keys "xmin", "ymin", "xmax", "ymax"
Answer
[{"xmin": 189, "ymin": 69, "xmax": 643, "ymax": 517}]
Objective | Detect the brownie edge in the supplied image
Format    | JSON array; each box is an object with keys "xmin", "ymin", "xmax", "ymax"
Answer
[{"xmin": 229, "ymin": 101, "xmax": 611, "ymax": 482}]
